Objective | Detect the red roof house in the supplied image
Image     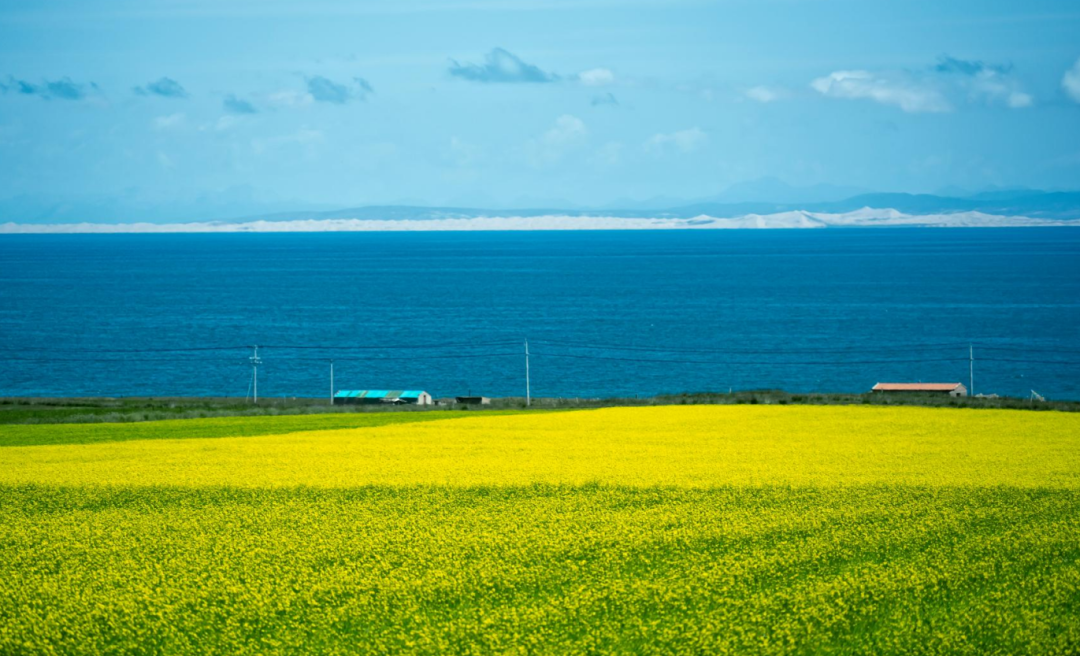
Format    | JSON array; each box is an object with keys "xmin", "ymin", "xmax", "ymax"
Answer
[{"xmin": 871, "ymin": 382, "xmax": 968, "ymax": 397}]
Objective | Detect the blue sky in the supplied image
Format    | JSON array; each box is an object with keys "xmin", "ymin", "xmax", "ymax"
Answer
[{"xmin": 2, "ymin": 0, "xmax": 1080, "ymax": 213}]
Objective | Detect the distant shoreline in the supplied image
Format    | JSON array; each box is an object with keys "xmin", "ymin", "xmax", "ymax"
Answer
[
  {"xmin": 2, "ymin": 392, "xmax": 1076, "ymax": 427},
  {"xmin": 3, "ymin": 208, "xmax": 1080, "ymax": 233}
]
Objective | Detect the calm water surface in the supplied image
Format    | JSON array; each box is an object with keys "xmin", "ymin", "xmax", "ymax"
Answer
[{"xmin": 1, "ymin": 229, "xmax": 1078, "ymax": 399}]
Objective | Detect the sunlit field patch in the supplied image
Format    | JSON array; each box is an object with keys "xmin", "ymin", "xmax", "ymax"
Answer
[
  {"xmin": 2, "ymin": 406, "xmax": 1078, "ymax": 654},
  {"xmin": 2, "ymin": 406, "xmax": 1078, "ymax": 488}
]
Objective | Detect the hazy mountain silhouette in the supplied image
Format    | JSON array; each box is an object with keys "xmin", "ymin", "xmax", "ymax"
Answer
[{"xmin": 3, "ymin": 182, "xmax": 1079, "ymax": 225}]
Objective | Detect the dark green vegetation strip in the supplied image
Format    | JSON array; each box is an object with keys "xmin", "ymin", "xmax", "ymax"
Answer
[
  {"xmin": 0, "ymin": 410, "xmax": 532, "ymax": 447},
  {"xmin": 3, "ymin": 389, "xmax": 1075, "ymax": 428},
  {"xmin": 1, "ymin": 485, "xmax": 1077, "ymax": 655},
  {"xmin": 0, "ymin": 397, "xmax": 533, "ymax": 425}
]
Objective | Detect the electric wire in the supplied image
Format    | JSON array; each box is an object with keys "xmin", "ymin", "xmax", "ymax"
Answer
[
  {"xmin": 0, "ymin": 340, "xmax": 521, "ymax": 354},
  {"xmin": 532, "ymin": 338, "xmax": 1080, "ymax": 357},
  {"xmin": 972, "ymin": 357, "xmax": 1080, "ymax": 365},
  {"xmin": 4, "ymin": 340, "xmax": 1078, "ymax": 357},
  {"xmin": 529, "ymin": 351, "xmax": 973, "ymax": 367},
  {"xmin": 530, "ymin": 339, "xmax": 972, "ymax": 356},
  {"xmin": 286, "ymin": 352, "xmax": 521, "ymax": 362},
  {"xmin": 967, "ymin": 345, "xmax": 1080, "ymax": 355},
  {"xmin": 2, "ymin": 343, "xmax": 1079, "ymax": 367},
  {"xmin": 259, "ymin": 340, "xmax": 522, "ymax": 351},
  {"xmin": 0, "ymin": 346, "xmax": 250, "ymax": 354},
  {"xmin": 0, "ymin": 353, "xmax": 522, "ymax": 364}
]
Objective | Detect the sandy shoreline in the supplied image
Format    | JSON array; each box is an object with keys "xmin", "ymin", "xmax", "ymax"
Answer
[{"xmin": 2, "ymin": 208, "xmax": 1078, "ymax": 233}]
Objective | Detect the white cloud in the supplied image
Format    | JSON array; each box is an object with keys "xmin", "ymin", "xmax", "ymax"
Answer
[
  {"xmin": 527, "ymin": 114, "xmax": 588, "ymax": 166},
  {"xmin": 812, "ymin": 57, "xmax": 1035, "ymax": 113},
  {"xmin": 810, "ymin": 70, "xmax": 951, "ymax": 113},
  {"xmin": 743, "ymin": 86, "xmax": 786, "ymax": 103},
  {"xmin": 960, "ymin": 68, "xmax": 1032, "ymax": 108},
  {"xmin": 449, "ymin": 48, "xmax": 557, "ymax": 83},
  {"xmin": 1064, "ymin": 58, "xmax": 1080, "ymax": 104},
  {"xmin": 645, "ymin": 127, "xmax": 707, "ymax": 154},
  {"xmin": 578, "ymin": 68, "xmax": 615, "ymax": 86},
  {"xmin": 152, "ymin": 113, "xmax": 185, "ymax": 130},
  {"xmin": 267, "ymin": 90, "xmax": 314, "ymax": 108}
]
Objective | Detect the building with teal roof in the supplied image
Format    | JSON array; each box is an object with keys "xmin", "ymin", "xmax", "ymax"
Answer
[{"xmin": 333, "ymin": 390, "xmax": 433, "ymax": 406}]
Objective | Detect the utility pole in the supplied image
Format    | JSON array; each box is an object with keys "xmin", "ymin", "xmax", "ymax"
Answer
[
  {"xmin": 969, "ymin": 344, "xmax": 974, "ymax": 397},
  {"xmin": 250, "ymin": 346, "xmax": 262, "ymax": 404},
  {"xmin": 330, "ymin": 360, "xmax": 334, "ymax": 406},
  {"xmin": 525, "ymin": 338, "xmax": 531, "ymax": 407}
]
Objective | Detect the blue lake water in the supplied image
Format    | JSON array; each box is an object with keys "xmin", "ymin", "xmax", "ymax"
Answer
[{"xmin": 1, "ymin": 229, "xmax": 1078, "ymax": 400}]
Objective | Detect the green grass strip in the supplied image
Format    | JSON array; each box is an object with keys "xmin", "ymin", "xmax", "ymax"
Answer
[{"xmin": 0, "ymin": 409, "xmax": 534, "ymax": 447}]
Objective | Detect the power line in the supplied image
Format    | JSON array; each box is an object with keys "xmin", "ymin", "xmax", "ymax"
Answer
[
  {"xmin": 533, "ymin": 338, "xmax": 1080, "ymax": 357},
  {"xmin": 249, "ymin": 346, "xmax": 261, "ymax": 404},
  {"xmin": 258, "ymin": 340, "xmax": 521, "ymax": 351},
  {"xmin": 0, "ymin": 352, "xmax": 522, "ymax": 364},
  {"xmin": 285, "ymin": 352, "xmax": 521, "ymax": 362},
  {"xmin": 4, "ymin": 344, "xmax": 1080, "ymax": 400},
  {"xmin": 0, "ymin": 340, "xmax": 521, "ymax": 354},
  {"xmin": 529, "ymin": 351, "xmax": 974, "ymax": 367},
  {"xmin": 529, "ymin": 338, "xmax": 976, "ymax": 356},
  {"xmin": 0, "ymin": 357, "xmax": 254, "ymax": 363},
  {"xmin": 0, "ymin": 346, "xmax": 250, "ymax": 354},
  {"xmin": 4, "ymin": 353, "xmax": 1080, "ymax": 366},
  {"xmin": 968, "ymin": 345, "xmax": 1080, "ymax": 355},
  {"xmin": 3, "ymin": 339, "xmax": 1079, "ymax": 357},
  {"xmin": 974, "ymin": 357, "xmax": 1080, "ymax": 365}
]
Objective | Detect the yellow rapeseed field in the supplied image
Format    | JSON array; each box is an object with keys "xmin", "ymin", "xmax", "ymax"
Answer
[
  {"xmin": 2, "ymin": 405, "xmax": 1079, "ymax": 655},
  {"xmin": 2, "ymin": 405, "xmax": 1078, "ymax": 488}
]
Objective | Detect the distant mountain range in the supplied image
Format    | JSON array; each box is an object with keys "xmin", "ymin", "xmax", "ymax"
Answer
[
  {"xmin": 2, "ymin": 184, "xmax": 1080, "ymax": 228},
  {"xmin": 229, "ymin": 190, "xmax": 1080, "ymax": 224}
]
